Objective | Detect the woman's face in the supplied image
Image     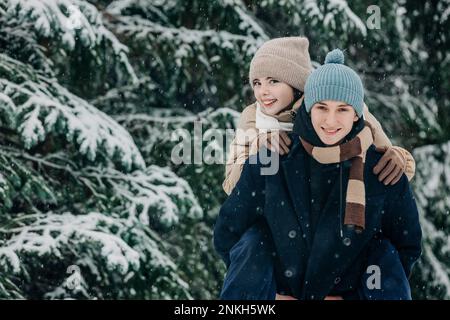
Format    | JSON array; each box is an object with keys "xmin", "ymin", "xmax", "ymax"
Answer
[
  {"xmin": 253, "ymin": 77, "xmax": 294, "ymax": 116},
  {"xmin": 310, "ymin": 100, "xmax": 359, "ymax": 146}
]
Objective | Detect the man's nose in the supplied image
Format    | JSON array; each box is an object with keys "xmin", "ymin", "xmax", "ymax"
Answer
[{"xmin": 324, "ymin": 112, "xmax": 337, "ymax": 125}]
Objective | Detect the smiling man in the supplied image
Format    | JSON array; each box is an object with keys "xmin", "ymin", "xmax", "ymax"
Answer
[{"xmin": 310, "ymin": 100, "xmax": 359, "ymax": 146}]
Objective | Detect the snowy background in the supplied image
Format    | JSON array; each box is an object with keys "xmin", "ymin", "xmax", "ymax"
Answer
[{"xmin": 0, "ymin": 0, "xmax": 449, "ymax": 299}]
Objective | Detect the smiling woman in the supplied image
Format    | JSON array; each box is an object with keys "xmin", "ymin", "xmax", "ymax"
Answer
[{"xmin": 252, "ymin": 77, "xmax": 295, "ymax": 116}]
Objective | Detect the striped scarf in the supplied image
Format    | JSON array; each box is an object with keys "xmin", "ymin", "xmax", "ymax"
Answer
[{"xmin": 300, "ymin": 122, "xmax": 375, "ymax": 233}]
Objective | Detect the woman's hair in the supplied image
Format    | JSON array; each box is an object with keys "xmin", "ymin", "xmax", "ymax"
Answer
[
  {"xmin": 283, "ymin": 88, "xmax": 303, "ymax": 111},
  {"xmin": 293, "ymin": 89, "xmax": 303, "ymax": 101}
]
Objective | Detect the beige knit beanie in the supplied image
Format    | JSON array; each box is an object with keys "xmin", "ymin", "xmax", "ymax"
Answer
[{"xmin": 249, "ymin": 37, "xmax": 313, "ymax": 92}]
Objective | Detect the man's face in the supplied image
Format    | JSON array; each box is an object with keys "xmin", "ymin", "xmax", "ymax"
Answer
[
  {"xmin": 253, "ymin": 77, "xmax": 294, "ymax": 116},
  {"xmin": 310, "ymin": 100, "xmax": 359, "ymax": 145}
]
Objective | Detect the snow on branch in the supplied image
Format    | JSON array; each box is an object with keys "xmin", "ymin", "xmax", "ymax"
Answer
[
  {"xmin": 0, "ymin": 54, "xmax": 145, "ymax": 171},
  {"xmin": 78, "ymin": 165, "xmax": 203, "ymax": 228},
  {"xmin": 6, "ymin": 0, "xmax": 137, "ymax": 82},
  {"xmin": 413, "ymin": 141, "xmax": 450, "ymax": 298},
  {"xmin": 420, "ymin": 218, "xmax": 450, "ymax": 298},
  {"xmin": 0, "ymin": 92, "xmax": 16, "ymax": 129},
  {"xmin": 0, "ymin": 149, "xmax": 58, "ymax": 212},
  {"xmin": 108, "ymin": 0, "xmax": 269, "ymax": 40},
  {"xmin": 1, "ymin": 148, "xmax": 202, "ymax": 229},
  {"xmin": 0, "ymin": 211, "xmax": 193, "ymax": 298},
  {"xmin": 258, "ymin": 0, "xmax": 368, "ymax": 35},
  {"xmin": 0, "ymin": 212, "xmax": 140, "ymax": 274},
  {"xmin": 108, "ymin": 15, "xmax": 262, "ymax": 67},
  {"xmin": 413, "ymin": 141, "xmax": 450, "ymax": 211}
]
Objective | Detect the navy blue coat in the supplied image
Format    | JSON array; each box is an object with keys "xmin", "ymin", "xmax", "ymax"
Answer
[{"xmin": 214, "ymin": 136, "xmax": 422, "ymax": 300}]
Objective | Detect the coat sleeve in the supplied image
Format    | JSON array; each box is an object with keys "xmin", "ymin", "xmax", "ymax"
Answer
[
  {"xmin": 390, "ymin": 146, "xmax": 416, "ymax": 181},
  {"xmin": 363, "ymin": 103, "xmax": 393, "ymax": 149},
  {"xmin": 382, "ymin": 175, "xmax": 423, "ymax": 278},
  {"xmin": 223, "ymin": 104, "xmax": 259, "ymax": 195},
  {"xmin": 215, "ymin": 157, "xmax": 265, "ymax": 266}
]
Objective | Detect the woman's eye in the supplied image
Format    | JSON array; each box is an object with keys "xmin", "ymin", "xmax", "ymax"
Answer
[
  {"xmin": 338, "ymin": 108, "xmax": 350, "ymax": 112},
  {"xmin": 269, "ymin": 79, "xmax": 279, "ymax": 84},
  {"xmin": 253, "ymin": 82, "xmax": 261, "ymax": 86}
]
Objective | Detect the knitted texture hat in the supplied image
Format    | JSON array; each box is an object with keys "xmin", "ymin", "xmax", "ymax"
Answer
[
  {"xmin": 249, "ymin": 37, "xmax": 313, "ymax": 92},
  {"xmin": 304, "ymin": 49, "xmax": 364, "ymax": 117}
]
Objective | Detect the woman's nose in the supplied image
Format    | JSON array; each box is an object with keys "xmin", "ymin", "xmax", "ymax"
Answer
[{"xmin": 260, "ymin": 83, "xmax": 270, "ymax": 95}]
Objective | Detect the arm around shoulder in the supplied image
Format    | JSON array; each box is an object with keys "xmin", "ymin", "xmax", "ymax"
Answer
[{"xmin": 222, "ymin": 104, "xmax": 258, "ymax": 195}]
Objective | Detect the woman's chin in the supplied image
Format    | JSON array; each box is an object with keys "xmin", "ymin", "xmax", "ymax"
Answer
[
  {"xmin": 261, "ymin": 107, "xmax": 277, "ymax": 116},
  {"xmin": 260, "ymin": 102, "xmax": 286, "ymax": 116}
]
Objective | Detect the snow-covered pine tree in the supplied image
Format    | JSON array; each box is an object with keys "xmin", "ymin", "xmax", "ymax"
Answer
[{"xmin": 0, "ymin": 0, "xmax": 207, "ymax": 299}]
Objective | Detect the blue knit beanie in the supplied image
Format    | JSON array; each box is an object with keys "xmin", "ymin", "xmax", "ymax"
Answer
[{"xmin": 304, "ymin": 49, "xmax": 364, "ymax": 117}]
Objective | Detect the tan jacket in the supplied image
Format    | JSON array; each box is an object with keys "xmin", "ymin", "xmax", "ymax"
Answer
[{"xmin": 223, "ymin": 103, "xmax": 416, "ymax": 195}]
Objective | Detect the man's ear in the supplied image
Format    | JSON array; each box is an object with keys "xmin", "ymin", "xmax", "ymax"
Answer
[{"xmin": 353, "ymin": 112, "xmax": 359, "ymax": 122}]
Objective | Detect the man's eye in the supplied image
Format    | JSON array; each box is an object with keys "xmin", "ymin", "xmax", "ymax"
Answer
[
  {"xmin": 338, "ymin": 108, "xmax": 350, "ymax": 112},
  {"xmin": 253, "ymin": 82, "xmax": 261, "ymax": 86}
]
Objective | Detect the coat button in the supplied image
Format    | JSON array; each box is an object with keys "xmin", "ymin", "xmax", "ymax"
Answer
[
  {"xmin": 288, "ymin": 230, "xmax": 297, "ymax": 238},
  {"xmin": 343, "ymin": 237, "xmax": 351, "ymax": 246},
  {"xmin": 284, "ymin": 269, "xmax": 294, "ymax": 278},
  {"xmin": 334, "ymin": 277, "xmax": 341, "ymax": 284}
]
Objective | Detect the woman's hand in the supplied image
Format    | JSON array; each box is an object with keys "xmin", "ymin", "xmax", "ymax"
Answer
[
  {"xmin": 259, "ymin": 130, "xmax": 292, "ymax": 155},
  {"xmin": 373, "ymin": 146, "xmax": 407, "ymax": 185},
  {"xmin": 275, "ymin": 293, "xmax": 297, "ymax": 300}
]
